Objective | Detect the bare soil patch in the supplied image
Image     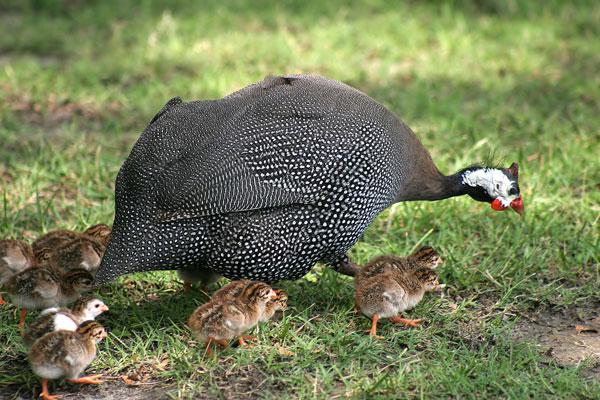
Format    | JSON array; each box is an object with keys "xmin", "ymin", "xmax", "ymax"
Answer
[
  {"xmin": 512, "ymin": 301, "xmax": 600, "ymax": 378},
  {"xmin": 0, "ymin": 381, "xmax": 175, "ymax": 400}
]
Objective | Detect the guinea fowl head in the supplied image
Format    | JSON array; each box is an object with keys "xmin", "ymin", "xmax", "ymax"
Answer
[{"xmin": 460, "ymin": 162, "xmax": 523, "ymax": 215}]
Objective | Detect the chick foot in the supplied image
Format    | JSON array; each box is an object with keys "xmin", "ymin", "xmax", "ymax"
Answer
[
  {"xmin": 67, "ymin": 374, "xmax": 104, "ymax": 384},
  {"xmin": 237, "ymin": 335, "xmax": 256, "ymax": 347},
  {"xmin": 389, "ymin": 315, "xmax": 422, "ymax": 327},
  {"xmin": 368, "ymin": 314, "xmax": 385, "ymax": 339},
  {"xmin": 40, "ymin": 378, "xmax": 62, "ymax": 400},
  {"xmin": 18, "ymin": 308, "xmax": 27, "ymax": 332},
  {"xmin": 204, "ymin": 337, "xmax": 229, "ymax": 356}
]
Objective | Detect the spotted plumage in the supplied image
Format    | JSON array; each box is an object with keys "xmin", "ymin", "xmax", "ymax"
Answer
[{"xmin": 95, "ymin": 75, "xmax": 522, "ymax": 284}]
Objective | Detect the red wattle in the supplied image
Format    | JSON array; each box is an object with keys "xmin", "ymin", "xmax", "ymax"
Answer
[
  {"xmin": 491, "ymin": 198, "xmax": 508, "ymax": 211},
  {"xmin": 510, "ymin": 197, "xmax": 524, "ymax": 215}
]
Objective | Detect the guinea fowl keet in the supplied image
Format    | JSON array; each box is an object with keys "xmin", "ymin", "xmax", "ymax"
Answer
[
  {"xmin": 23, "ymin": 296, "xmax": 109, "ymax": 347},
  {"xmin": 355, "ymin": 247, "xmax": 444, "ymax": 338},
  {"xmin": 187, "ymin": 281, "xmax": 277, "ymax": 355},
  {"xmin": 28, "ymin": 320, "xmax": 107, "ymax": 400},
  {"xmin": 0, "ymin": 239, "xmax": 35, "ymax": 305},
  {"xmin": 95, "ymin": 75, "xmax": 523, "ymax": 284},
  {"xmin": 4, "ymin": 266, "xmax": 94, "ymax": 329}
]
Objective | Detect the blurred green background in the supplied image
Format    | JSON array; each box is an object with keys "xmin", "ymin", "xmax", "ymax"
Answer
[{"xmin": 0, "ymin": 1, "xmax": 598, "ymax": 398}]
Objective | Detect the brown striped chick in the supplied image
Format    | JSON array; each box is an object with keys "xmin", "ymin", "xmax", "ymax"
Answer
[
  {"xmin": 32, "ymin": 230, "xmax": 79, "ymax": 255},
  {"xmin": 355, "ymin": 252, "xmax": 444, "ymax": 338},
  {"xmin": 28, "ymin": 320, "xmax": 107, "ymax": 400},
  {"xmin": 177, "ymin": 267, "xmax": 221, "ymax": 293},
  {"xmin": 210, "ymin": 279, "xmax": 253, "ymax": 303},
  {"xmin": 212, "ymin": 281, "xmax": 287, "ymax": 322},
  {"xmin": 4, "ymin": 267, "xmax": 94, "ymax": 330},
  {"xmin": 45, "ymin": 237, "xmax": 106, "ymax": 275},
  {"xmin": 32, "ymin": 224, "xmax": 111, "ymax": 253},
  {"xmin": 187, "ymin": 281, "xmax": 277, "ymax": 355},
  {"xmin": 355, "ymin": 246, "xmax": 442, "ymax": 284},
  {"xmin": 24, "ymin": 297, "xmax": 109, "ymax": 347},
  {"xmin": 260, "ymin": 290, "xmax": 288, "ymax": 322},
  {"xmin": 0, "ymin": 239, "xmax": 36, "ymax": 305},
  {"xmin": 83, "ymin": 224, "xmax": 112, "ymax": 248}
]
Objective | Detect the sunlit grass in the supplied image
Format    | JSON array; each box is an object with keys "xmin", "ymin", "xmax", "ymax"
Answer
[{"xmin": 0, "ymin": 0, "xmax": 598, "ymax": 398}]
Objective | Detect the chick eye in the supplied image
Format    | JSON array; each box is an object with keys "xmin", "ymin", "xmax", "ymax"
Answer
[
  {"xmin": 95, "ymin": 304, "xmax": 100, "ymax": 308},
  {"xmin": 508, "ymin": 188, "xmax": 518, "ymax": 196}
]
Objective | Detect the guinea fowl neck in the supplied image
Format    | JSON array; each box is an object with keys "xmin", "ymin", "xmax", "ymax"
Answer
[{"xmin": 398, "ymin": 168, "xmax": 468, "ymax": 202}]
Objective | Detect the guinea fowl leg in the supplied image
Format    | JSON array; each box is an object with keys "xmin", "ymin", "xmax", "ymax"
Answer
[
  {"xmin": 389, "ymin": 315, "xmax": 422, "ymax": 327},
  {"xmin": 67, "ymin": 374, "xmax": 103, "ymax": 384},
  {"xmin": 332, "ymin": 255, "xmax": 360, "ymax": 277},
  {"xmin": 40, "ymin": 378, "xmax": 61, "ymax": 400},
  {"xmin": 369, "ymin": 314, "xmax": 384, "ymax": 339},
  {"xmin": 18, "ymin": 308, "xmax": 27, "ymax": 331}
]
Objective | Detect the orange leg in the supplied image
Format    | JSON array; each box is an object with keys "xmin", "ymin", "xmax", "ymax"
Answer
[
  {"xmin": 237, "ymin": 335, "xmax": 256, "ymax": 347},
  {"xmin": 18, "ymin": 308, "xmax": 27, "ymax": 331},
  {"xmin": 183, "ymin": 281, "xmax": 192, "ymax": 292},
  {"xmin": 389, "ymin": 315, "xmax": 422, "ymax": 327},
  {"xmin": 67, "ymin": 374, "xmax": 103, "ymax": 384},
  {"xmin": 369, "ymin": 314, "xmax": 384, "ymax": 339},
  {"xmin": 0, "ymin": 293, "xmax": 5, "ymax": 305},
  {"xmin": 40, "ymin": 378, "xmax": 61, "ymax": 400},
  {"xmin": 204, "ymin": 337, "xmax": 229, "ymax": 356}
]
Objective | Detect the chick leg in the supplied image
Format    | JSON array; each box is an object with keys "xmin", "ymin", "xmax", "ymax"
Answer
[
  {"xmin": 237, "ymin": 335, "xmax": 256, "ymax": 347},
  {"xmin": 18, "ymin": 308, "xmax": 27, "ymax": 331},
  {"xmin": 67, "ymin": 374, "xmax": 103, "ymax": 384},
  {"xmin": 369, "ymin": 314, "xmax": 384, "ymax": 339},
  {"xmin": 204, "ymin": 337, "xmax": 229, "ymax": 356},
  {"xmin": 40, "ymin": 378, "xmax": 61, "ymax": 400},
  {"xmin": 389, "ymin": 315, "xmax": 422, "ymax": 327}
]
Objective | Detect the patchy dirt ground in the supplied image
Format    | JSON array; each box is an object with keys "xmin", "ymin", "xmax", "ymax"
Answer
[
  {"xmin": 0, "ymin": 382, "xmax": 175, "ymax": 400},
  {"xmin": 512, "ymin": 302, "xmax": 600, "ymax": 378}
]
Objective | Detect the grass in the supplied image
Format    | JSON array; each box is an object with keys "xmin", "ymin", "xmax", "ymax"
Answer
[{"xmin": 1, "ymin": 0, "xmax": 599, "ymax": 398}]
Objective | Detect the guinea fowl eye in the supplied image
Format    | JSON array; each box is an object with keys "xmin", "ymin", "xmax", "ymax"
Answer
[{"xmin": 508, "ymin": 188, "xmax": 518, "ymax": 196}]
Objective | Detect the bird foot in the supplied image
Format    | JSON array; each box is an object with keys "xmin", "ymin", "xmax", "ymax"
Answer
[
  {"xmin": 40, "ymin": 379, "xmax": 61, "ymax": 400},
  {"xmin": 365, "ymin": 330, "xmax": 385, "ymax": 340},
  {"xmin": 204, "ymin": 338, "xmax": 229, "ymax": 356},
  {"xmin": 238, "ymin": 335, "xmax": 256, "ymax": 347},
  {"xmin": 389, "ymin": 316, "xmax": 422, "ymax": 327},
  {"xmin": 67, "ymin": 374, "xmax": 103, "ymax": 385},
  {"xmin": 40, "ymin": 393, "xmax": 62, "ymax": 400},
  {"xmin": 18, "ymin": 308, "xmax": 27, "ymax": 332}
]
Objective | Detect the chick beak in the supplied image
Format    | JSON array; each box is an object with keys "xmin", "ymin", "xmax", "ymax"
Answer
[
  {"xmin": 100, "ymin": 305, "xmax": 109, "ymax": 312},
  {"xmin": 510, "ymin": 197, "xmax": 524, "ymax": 216}
]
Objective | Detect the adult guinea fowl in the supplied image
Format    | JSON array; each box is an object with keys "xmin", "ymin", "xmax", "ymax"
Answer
[{"xmin": 95, "ymin": 75, "xmax": 523, "ymax": 284}]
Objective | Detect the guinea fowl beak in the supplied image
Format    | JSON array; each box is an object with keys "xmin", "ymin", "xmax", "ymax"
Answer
[{"xmin": 510, "ymin": 197, "xmax": 524, "ymax": 216}]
